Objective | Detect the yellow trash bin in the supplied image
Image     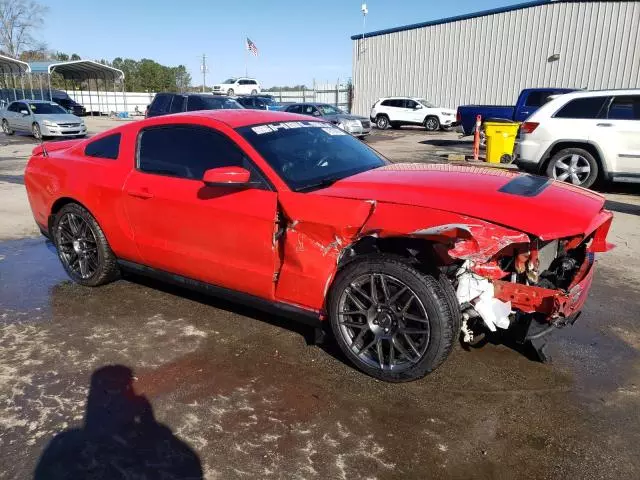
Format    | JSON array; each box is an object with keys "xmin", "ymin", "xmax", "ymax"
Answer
[{"xmin": 484, "ymin": 121, "xmax": 520, "ymax": 164}]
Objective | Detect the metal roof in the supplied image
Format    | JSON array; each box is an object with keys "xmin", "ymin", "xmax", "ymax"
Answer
[
  {"xmin": 350, "ymin": 1, "xmax": 612, "ymax": 40},
  {"xmin": 28, "ymin": 60, "xmax": 124, "ymax": 81},
  {"xmin": 0, "ymin": 54, "xmax": 30, "ymax": 74}
]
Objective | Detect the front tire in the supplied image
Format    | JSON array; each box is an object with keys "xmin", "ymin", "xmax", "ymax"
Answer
[
  {"xmin": 424, "ymin": 116, "xmax": 440, "ymax": 132},
  {"xmin": 251, "ymin": 89, "xmax": 257, "ymax": 95},
  {"xmin": 52, "ymin": 203, "xmax": 119, "ymax": 287},
  {"xmin": 375, "ymin": 115, "xmax": 389, "ymax": 130},
  {"xmin": 2, "ymin": 119, "xmax": 14, "ymax": 135},
  {"xmin": 32, "ymin": 123, "xmax": 42, "ymax": 139},
  {"xmin": 328, "ymin": 256, "xmax": 456, "ymax": 382},
  {"xmin": 545, "ymin": 148, "xmax": 598, "ymax": 189},
  {"xmin": 227, "ymin": 88, "xmax": 235, "ymax": 96}
]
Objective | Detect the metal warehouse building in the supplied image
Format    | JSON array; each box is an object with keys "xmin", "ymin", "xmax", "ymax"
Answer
[{"xmin": 351, "ymin": 0, "xmax": 640, "ymax": 115}]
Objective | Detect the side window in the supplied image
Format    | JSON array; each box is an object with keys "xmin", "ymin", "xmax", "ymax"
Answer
[
  {"xmin": 554, "ymin": 97, "xmax": 609, "ymax": 119},
  {"xmin": 7, "ymin": 103, "xmax": 17, "ymax": 112},
  {"xmin": 150, "ymin": 94, "xmax": 171, "ymax": 113},
  {"xmin": 248, "ymin": 80, "xmax": 257, "ymax": 85},
  {"xmin": 405, "ymin": 100, "xmax": 417, "ymax": 109},
  {"xmin": 254, "ymin": 98, "xmax": 267, "ymax": 109},
  {"xmin": 524, "ymin": 91, "xmax": 552, "ymax": 108},
  {"xmin": 137, "ymin": 125, "xmax": 265, "ymax": 185},
  {"xmin": 85, "ymin": 133, "xmax": 121, "ymax": 160},
  {"xmin": 380, "ymin": 99, "xmax": 394, "ymax": 107},
  {"xmin": 238, "ymin": 80, "xmax": 248, "ymax": 86},
  {"xmin": 607, "ymin": 96, "xmax": 640, "ymax": 120},
  {"xmin": 186, "ymin": 96, "xmax": 204, "ymax": 111},
  {"xmin": 169, "ymin": 95, "xmax": 185, "ymax": 113},
  {"xmin": 18, "ymin": 102, "xmax": 29, "ymax": 113}
]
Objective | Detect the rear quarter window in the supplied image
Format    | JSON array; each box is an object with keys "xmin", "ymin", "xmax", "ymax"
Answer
[
  {"xmin": 84, "ymin": 133, "xmax": 121, "ymax": 160},
  {"xmin": 554, "ymin": 96, "xmax": 609, "ymax": 119},
  {"xmin": 150, "ymin": 94, "xmax": 171, "ymax": 113}
]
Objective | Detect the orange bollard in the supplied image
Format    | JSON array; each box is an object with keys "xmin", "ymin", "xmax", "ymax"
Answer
[{"xmin": 473, "ymin": 115, "xmax": 481, "ymax": 161}]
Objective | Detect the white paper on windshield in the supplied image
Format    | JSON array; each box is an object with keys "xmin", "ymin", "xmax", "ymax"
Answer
[
  {"xmin": 321, "ymin": 127, "xmax": 347, "ymax": 136},
  {"xmin": 251, "ymin": 121, "xmax": 327, "ymax": 135}
]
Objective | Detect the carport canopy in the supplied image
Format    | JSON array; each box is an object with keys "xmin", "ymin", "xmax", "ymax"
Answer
[
  {"xmin": 29, "ymin": 60, "xmax": 124, "ymax": 82},
  {"xmin": 0, "ymin": 54, "xmax": 30, "ymax": 74}
]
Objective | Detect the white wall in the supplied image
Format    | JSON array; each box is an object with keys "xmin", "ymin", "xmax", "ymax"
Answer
[{"xmin": 64, "ymin": 90, "xmax": 156, "ymax": 115}]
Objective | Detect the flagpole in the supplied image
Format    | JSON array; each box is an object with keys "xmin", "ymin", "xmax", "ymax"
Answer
[{"xmin": 244, "ymin": 37, "xmax": 248, "ymax": 77}]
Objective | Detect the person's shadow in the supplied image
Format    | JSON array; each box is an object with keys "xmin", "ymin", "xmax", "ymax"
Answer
[{"xmin": 34, "ymin": 365, "xmax": 203, "ymax": 479}]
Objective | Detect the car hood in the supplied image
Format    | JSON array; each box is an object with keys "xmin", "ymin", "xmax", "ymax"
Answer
[
  {"xmin": 324, "ymin": 113, "xmax": 368, "ymax": 122},
  {"xmin": 34, "ymin": 113, "xmax": 81, "ymax": 123},
  {"xmin": 313, "ymin": 163, "xmax": 606, "ymax": 240}
]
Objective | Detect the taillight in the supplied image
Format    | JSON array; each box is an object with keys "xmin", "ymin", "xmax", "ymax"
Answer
[
  {"xmin": 520, "ymin": 121, "xmax": 539, "ymax": 134},
  {"xmin": 456, "ymin": 110, "xmax": 461, "ymax": 123}
]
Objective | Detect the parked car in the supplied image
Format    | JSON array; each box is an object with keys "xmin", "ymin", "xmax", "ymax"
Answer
[
  {"xmin": 457, "ymin": 88, "xmax": 577, "ymax": 135},
  {"xmin": 146, "ymin": 93, "xmax": 243, "ymax": 118},
  {"xmin": 370, "ymin": 97, "xmax": 457, "ymax": 131},
  {"xmin": 52, "ymin": 96, "xmax": 86, "ymax": 117},
  {"xmin": 1, "ymin": 100, "xmax": 87, "ymax": 139},
  {"xmin": 212, "ymin": 78, "xmax": 261, "ymax": 96},
  {"xmin": 24, "ymin": 110, "xmax": 612, "ymax": 382},
  {"xmin": 235, "ymin": 95, "xmax": 284, "ymax": 111},
  {"xmin": 285, "ymin": 103, "xmax": 371, "ymax": 137},
  {"xmin": 516, "ymin": 89, "xmax": 640, "ymax": 189}
]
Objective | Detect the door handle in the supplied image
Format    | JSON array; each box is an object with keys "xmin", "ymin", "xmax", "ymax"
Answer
[
  {"xmin": 126, "ymin": 189, "xmax": 154, "ymax": 199},
  {"xmin": 596, "ymin": 123, "xmax": 613, "ymax": 127}
]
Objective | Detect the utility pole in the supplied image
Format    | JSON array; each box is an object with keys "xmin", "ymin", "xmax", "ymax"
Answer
[{"xmin": 200, "ymin": 54, "xmax": 208, "ymax": 92}]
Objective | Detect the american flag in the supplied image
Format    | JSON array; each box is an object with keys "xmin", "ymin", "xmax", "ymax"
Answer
[{"xmin": 246, "ymin": 38, "xmax": 258, "ymax": 56}]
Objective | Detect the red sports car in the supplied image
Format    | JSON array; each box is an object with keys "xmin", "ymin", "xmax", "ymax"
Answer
[{"xmin": 24, "ymin": 110, "xmax": 613, "ymax": 382}]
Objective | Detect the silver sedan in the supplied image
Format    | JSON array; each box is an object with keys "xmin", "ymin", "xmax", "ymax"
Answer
[{"xmin": 1, "ymin": 100, "xmax": 87, "ymax": 139}]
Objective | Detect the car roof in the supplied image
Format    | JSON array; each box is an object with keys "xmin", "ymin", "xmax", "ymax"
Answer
[
  {"xmin": 167, "ymin": 109, "xmax": 324, "ymax": 128},
  {"xmin": 286, "ymin": 102, "xmax": 333, "ymax": 107},
  {"xmin": 379, "ymin": 96, "xmax": 424, "ymax": 100},
  {"xmin": 13, "ymin": 99, "xmax": 52, "ymax": 103},
  {"xmin": 555, "ymin": 88, "xmax": 640, "ymax": 99}
]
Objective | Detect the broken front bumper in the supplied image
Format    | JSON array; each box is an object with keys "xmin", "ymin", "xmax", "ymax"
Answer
[{"xmin": 493, "ymin": 252, "xmax": 595, "ymax": 321}]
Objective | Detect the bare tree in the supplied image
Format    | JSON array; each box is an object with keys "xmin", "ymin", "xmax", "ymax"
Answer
[{"xmin": 0, "ymin": 0, "xmax": 47, "ymax": 57}]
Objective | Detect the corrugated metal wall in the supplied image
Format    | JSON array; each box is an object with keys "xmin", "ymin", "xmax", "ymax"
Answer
[{"xmin": 352, "ymin": 1, "xmax": 640, "ymax": 115}]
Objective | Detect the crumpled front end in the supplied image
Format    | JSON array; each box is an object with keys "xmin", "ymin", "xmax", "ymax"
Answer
[{"xmin": 448, "ymin": 209, "xmax": 613, "ymax": 353}]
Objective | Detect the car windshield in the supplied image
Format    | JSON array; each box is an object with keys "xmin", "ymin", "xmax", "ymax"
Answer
[
  {"xmin": 28, "ymin": 103, "xmax": 67, "ymax": 114},
  {"xmin": 237, "ymin": 121, "xmax": 387, "ymax": 191},
  {"xmin": 317, "ymin": 104, "xmax": 343, "ymax": 115},
  {"xmin": 222, "ymin": 78, "xmax": 237, "ymax": 84},
  {"xmin": 417, "ymin": 99, "xmax": 435, "ymax": 108},
  {"xmin": 259, "ymin": 97, "xmax": 276, "ymax": 105},
  {"xmin": 189, "ymin": 96, "xmax": 243, "ymax": 110}
]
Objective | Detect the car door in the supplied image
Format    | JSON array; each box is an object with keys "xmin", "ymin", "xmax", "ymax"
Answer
[
  {"xmin": 404, "ymin": 99, "xmax": 425, "ymax": 124},
  {"xmin": 122, "ymin": 123, "xmax": 279, "ymax": 299},
  {"xmin": 237, "ymin": 80, "xmax": 249, "ymax": 95},
  {"xmin": 14, "ymin": 102, "xmax": 30, "ymax": 130},
  {"xmin": 4, "ymin": 102, "xmax": 18, "ymax": 129},
  {"xmin": 303, "ymin": 105, "xmax": 322, "ymax": 118},
  {"xmin": 603, "ymin": 95, "xmax": 640, "ymax": 175}
]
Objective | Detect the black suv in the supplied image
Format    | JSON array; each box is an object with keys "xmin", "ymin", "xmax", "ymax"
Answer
[
  {"xmin": 146, "ymin": 93, "xmax": 243, "ymax": 118},
  {"xmin": 52, "ymin": 96, "xmax": 86, "ymax": 116},
  {"xmin": 234, "ymin": 95, "xmax": 283, "ymax": 111}
]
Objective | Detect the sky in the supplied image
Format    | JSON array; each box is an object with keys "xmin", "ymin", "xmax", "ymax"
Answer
[{"xmin": 40, "ymin": 0, "xmax": 520, "ymax": 88}]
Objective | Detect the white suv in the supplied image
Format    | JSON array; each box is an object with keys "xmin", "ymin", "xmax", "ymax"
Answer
[
  {"xmin": 516, "ymin": 89, "xmax": 640, "ymax": 189},
  {"xmin": 370, "ymin": 97, "xmax": 457, "ymax": 131},
  {"xmin": 212, "ymin": 78, "xmax": 261, "ymax": 96}
]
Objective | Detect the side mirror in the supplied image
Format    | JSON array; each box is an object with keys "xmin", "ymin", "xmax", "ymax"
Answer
[
  {"xmin": 203, "ymin": 166, "xmax": 251, "ymax": 186},
  {"xmin": 414, "ymin": 104, "xmax": 423, "ymax": 110},
  {"xmin": 20, "ymin": 110, "xmax": 29, "ymax": 115}
]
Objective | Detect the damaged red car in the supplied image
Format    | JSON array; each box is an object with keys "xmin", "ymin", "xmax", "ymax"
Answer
[{"xmin": 24, "ymin": 110, "xmax": 613, "ymax": 382}]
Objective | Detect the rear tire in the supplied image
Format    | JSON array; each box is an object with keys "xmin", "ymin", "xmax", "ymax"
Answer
[
  {"xmin": 251, "ymin": 89, "xmax": 257, "ymax": 95},
  {"xmin": 227, "ymin": 89, "xmax": 235, "ymax": 96},
  {"xmin": 424, "ymin": 116, "xmax": 440, "ymax": 132},
  {"xmin": 545, "ymin": 148, "xmax": 598, "ymax": 189},
  {"xmin": 375, "ymin": 115, "xmax": 389, "ymax": 130},
  {"xmin": 2, "ymin": 119, "xmax": 14, "ymax": 135},
  {"xmin": 328, "ymin": 255, "xmax": 456, "ymax": 382},
  {"xmin": 52, "ymin": 203, "xmax": 119, "ymax": 287}
]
